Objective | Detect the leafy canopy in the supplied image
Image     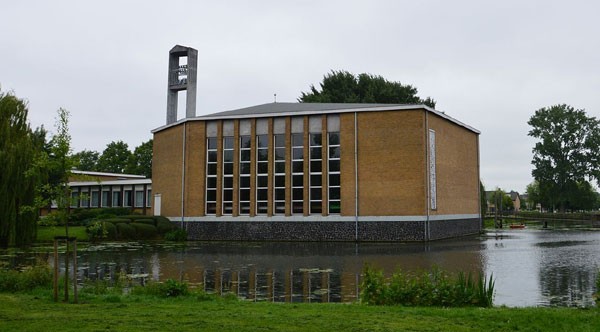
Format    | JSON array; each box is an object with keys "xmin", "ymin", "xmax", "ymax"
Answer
[
  {"xmin": 96, "ymin": 140, "xmax": 131, "ymax": 174},
  {"xmin": 0, "ymin": 90, "xmax": 45, "ymax": 247},
  {"xmin": 527, "ymin": 104, "xmax": 600, "ymax": 211},
  {"xmin": 299, "ymin": 70, "xmax": 436, "ymax": 108}
]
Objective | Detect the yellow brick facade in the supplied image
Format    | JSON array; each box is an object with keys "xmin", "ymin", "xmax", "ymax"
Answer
[{"xmin": 152, "ymin": 106, "xmax": 479, "ymax": 220}]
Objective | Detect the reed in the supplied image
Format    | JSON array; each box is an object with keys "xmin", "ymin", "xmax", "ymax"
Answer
[{"xmin": 360, "ymin": 265, "xmax": 495, "ymax": 307}]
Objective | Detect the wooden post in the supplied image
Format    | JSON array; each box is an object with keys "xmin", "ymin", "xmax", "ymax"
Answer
[
  {"xmin": 53, "ymin": 239, "xmax": 58, "ymax": 302},
  {"xmin": 64, "ymin": 240, "xmax": 69, "ymax": 301},
  {"xmin": 73, "ymin": 239, "xmax": 78, "ymax": 303}
]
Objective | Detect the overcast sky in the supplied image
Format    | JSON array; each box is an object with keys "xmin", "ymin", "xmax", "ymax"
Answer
[{"xmin": 2, "ymin": 0, "xmax": 599, "ymax": 193}]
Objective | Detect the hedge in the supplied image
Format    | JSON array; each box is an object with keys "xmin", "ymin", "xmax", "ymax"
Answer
[
  {"xmin": 131, "ymin": 223, "xmax": 158, "ymax": 239},
  {"xmin": 116, "ymin": 223, "xmax": 136, "ymax": 239}
]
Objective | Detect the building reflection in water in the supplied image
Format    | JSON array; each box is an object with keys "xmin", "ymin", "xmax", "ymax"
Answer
[{"xmin": 74, "ymin": 240, "xmax": 483, "ymax": 303}]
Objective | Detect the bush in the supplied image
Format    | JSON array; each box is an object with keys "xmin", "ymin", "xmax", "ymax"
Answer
[
  {"xmin": 156, "ymin": 220, "xmax": 176, "ymax": 235},
  {"xmin": 360, "ymin": 265, "xmax": 495, "ymax": 307},
  {"xmin": 103, "ymin": 222, "xmax": 117, "ymax": 239},
  {"xmin": 86, "ymin": 220, "xmax": 108, "ymax": 242},
  {"xmin": 116, "ymin": 223, "xmax": 136, "ymax": 239},
  {"xmin": 130, "ymin": 223, "xmax": 158, "ymax": 239},
  {"xmin": 134, "ymin": 219, "xmax": 156, "ymax": 226},
  {"xmin": 0, "ymin": 263, "xmax": 52, "ymax": 292},
  {"xmin": 104, "ymin": 218, "xmax": 131, "ymax": 224},
  {"xmin": 131, "ymin": 279, "xmax": 189, "ymax": 298},
  {"xmin": 164, "ymin": 229, "xmax": 187, "ymax": 241}
]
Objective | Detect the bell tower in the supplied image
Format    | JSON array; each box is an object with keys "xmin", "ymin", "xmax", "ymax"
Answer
[{"xmin": 166, "ymin": 45, "xmax": 198, "ymax": 125}]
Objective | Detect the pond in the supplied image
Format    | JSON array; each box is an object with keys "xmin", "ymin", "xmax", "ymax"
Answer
[{"xmin": 2, "ymin": 228, "xmax": 599, "ymax": 307}]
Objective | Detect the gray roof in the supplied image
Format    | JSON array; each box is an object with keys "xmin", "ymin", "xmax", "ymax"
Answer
[
  {"xmin": 199, "ymin": 102, "xmax": 416, "ymax": 118},
  {"xmin": 152, "ymin": 102, "xmax": 480, "ymax": 134}
]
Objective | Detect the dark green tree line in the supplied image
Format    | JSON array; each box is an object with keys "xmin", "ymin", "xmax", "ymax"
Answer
[
  {"xmin": 299, "ymin": 70, "xmax": 436, "ymax": 108},
  {"xmin": 528, "ymin": 104, "xmax": 600, "ymax": 212},
  {"xmin": 72, "ymin": 139, "xmax": 152, "ymax": 177},
  {"xmin": 0, "ymin": 91, "xmax": 46, "ymax": 247}
]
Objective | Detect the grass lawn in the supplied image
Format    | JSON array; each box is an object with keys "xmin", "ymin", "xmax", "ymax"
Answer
[
  {"xmin": 36, "ymin": 226, "xmax": 88, "ymax": 242},
  {"xmin": 0, "ymin": 293, "xmax": 598, "ymax": 332}
]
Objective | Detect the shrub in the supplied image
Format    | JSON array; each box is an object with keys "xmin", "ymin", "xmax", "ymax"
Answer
[
  {"xmin": 156, "ymin": 220, "xmax": 176, "ymax": 235},
  {"xmin": 116, "ymin": 223, "xmax": 136, "ymax": 239},
  {"xmin": 104, "ymin": 218, "xmax": 131, "ymax": 224},
  {"xmin": 130, "ymin": 223, "xmax": 158, "ymax": 239},
  {"xmin": 131, "ymin": 279, "xmax": 189, "ymax": 298},
  {"xmin": 153, "ymin": 216, "xmax": 171, "ymax": 224},
  {"xmin": 164, "ymin": 228, "xmax": 187, "ymax": 241},
  {"xmin": 119, "ymin": 214, "xmax": 146, "ymax": 222},
  {"xmin": 0, "ymin": 263, "xmax": 52, "ymax": 292},
  {"xmin": 134, "ymin": 219, "xmax": 156, "ymax": 226},
  {"xmin": 360, "ymin": 265, "xmax": 495, "ymax": 307},
  {"xmin": 86, "ymin": 220, "xmax": 108, "ymax": 242},
  {"xmin": 103, "ymin": 222, "xmax": 117, "ymax": 239}
]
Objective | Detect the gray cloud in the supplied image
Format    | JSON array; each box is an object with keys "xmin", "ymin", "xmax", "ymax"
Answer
[{"xmin": 2, "ymin": 0, "xmax": 599, "ymax": 193}]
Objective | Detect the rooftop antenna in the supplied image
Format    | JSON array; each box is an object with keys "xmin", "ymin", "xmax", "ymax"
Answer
[{"xmin": 274, "ymin": 93, "xmax": 277, "ymax": 103}]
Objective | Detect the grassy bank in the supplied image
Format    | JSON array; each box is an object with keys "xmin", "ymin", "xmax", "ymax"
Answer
[
  {"xmin": 0, "ymin": 292, "xmax": 598, "ymax": 331},
  {"xmin": 36, "ymin": 226, "xmax": 88, "ymax": 242}
]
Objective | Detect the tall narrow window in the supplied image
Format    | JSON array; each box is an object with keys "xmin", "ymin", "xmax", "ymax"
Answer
[
  {"xmin": 256, "ymin": 134, "xmax": 269, "ymax": 215},
  {"xmin": 123, "ymin": 190, "xmax": 132, "ymax": 207},
  {"xmin": 309, "ymin": 133, "xmax": 323, "ymax": 214},
  {"xmin": 239, "ymin": 135, "xmax": 251, "ymax": 215},
  {"xmin": 135, "ymin": 190, "xmax": 144, "ymax": 207},
  {"xmin": 328, "ymin": 132, "xmax": 341, "ymax": 214},
  {"xmin": 146, "ymin": 189, "xmax": 152, "ymax": 207},
  {"xmin": 429, "ymin": 129, "xmax": 437, "ymax": 210},
  {"xmin": 112, "ymin": 190, "xmax": 121, "ymax": 207},
  {"xmin": 222, "ymin": 136, "xmax": 234, "ymax": 215},
  {"xmin": 291, "ymin": 133, "xmax": 304, "ymax": 214},
  {"xmin": 91, "ymin": 189, "xmax": 100, "ymax": 207},
  {"xmin": 206, "ymin": 137, "xmax": 217, "ymax": 215},
  {"xmin": 273, "ymin": 134, "xmax": 286, "ymax": 214},
  {"xmin": 70, "ymin": 191, "xmax": 79, "ymax": 208},
  {"xmin": 101, "ymin": 189, "xmax": 109, "ymax": 208},
  {"xmin": 81, "ymin": 189, "xmax": 90, "ymax": 208}
]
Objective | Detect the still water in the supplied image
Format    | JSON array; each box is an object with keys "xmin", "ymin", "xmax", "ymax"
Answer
[{"xmin": 5, "ymin": 229, "xmax": 600, "ymax": 307}]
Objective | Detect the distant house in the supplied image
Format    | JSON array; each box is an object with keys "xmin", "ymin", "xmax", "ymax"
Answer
[
  {"xmin": 485, "ymin": 190, "xmax": 520, "ymax": 213},
  {"xmin": 508, "ymin": 191, "xmax": 521, "ymax": 212},
  {"xmin": 41, "ymin": 170, "xmax": 153, "ymax": 216}
]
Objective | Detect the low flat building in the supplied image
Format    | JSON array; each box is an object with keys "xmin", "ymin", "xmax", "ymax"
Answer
[{"xmin": 42, "ymin": 170, "xmax": 153, "ymax": 216}]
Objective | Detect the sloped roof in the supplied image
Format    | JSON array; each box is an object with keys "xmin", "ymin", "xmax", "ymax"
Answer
[{"xmin": 153, "ymin": 102, "xmax": 480, "ymax": 135}]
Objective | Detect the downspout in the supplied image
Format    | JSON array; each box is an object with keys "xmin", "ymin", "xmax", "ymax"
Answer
[
  {"xmin": 477, "ymin": 135, "xmax": 482, "ymax": 232},
  {"xmin": 180, "ymin": 122, "xmax": 187, "ymax": 229},
  {"xmin": 424, "ymin": 110, "xmax": 430, "ymax": 241},
  {"xmin": 354, "ymin": 112, "xmax": 359, "ymax": 242}
]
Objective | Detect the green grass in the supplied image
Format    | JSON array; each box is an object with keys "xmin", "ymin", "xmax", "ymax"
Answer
[
  {"xmin": 0, "ymin": 292, "xmax": 598, "ymax": 331},
  {"xmin": 36, "ymin": 226, "xmax": 88, "ymax": 242}
]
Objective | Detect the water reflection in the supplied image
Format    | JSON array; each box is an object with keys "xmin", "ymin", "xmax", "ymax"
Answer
[{"xmin": 2, "ymin": 229, "xmax": 599, "ymax": 307}]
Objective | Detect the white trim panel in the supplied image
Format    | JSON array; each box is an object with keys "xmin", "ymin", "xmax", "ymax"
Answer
[{"xmin": 167, "ymin": 214, "xmax": 480, "ymax": 223}]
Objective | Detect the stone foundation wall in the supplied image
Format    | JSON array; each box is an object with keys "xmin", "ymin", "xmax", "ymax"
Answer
[{"xmin": 178, "ymin": 218, "xmax": 480, "ymax": 242}]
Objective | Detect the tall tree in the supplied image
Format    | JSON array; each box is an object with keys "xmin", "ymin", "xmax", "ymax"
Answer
[
  {"xmin": 125, "ymin": 139, "xmax": 153, "ymax": 177},
  {"xmin": 299, "ymin": 70, "xmax": 436, "ymax": 108},
  {"xmin": 0, "ymin": 91, "xmax": 45, "ymax": 247},
  {"xmin": 73, "ymin": 150, "xmax": 99, "ymax": 171},
  {"xmin": 528, "ymin": 104, "xmax": 600, "ymax": 212},
  {"xmin": 96, "ymin": 141, "xmax": 131, "ymax": 174}
]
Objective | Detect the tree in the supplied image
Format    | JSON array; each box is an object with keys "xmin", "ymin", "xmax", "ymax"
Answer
[
  {"xmin": 125, "ymin": 139, "xmax": 153, "ymax": 177},
  {"xmin": 528, "ymin": 104, "xmax": 600, "ymax": 212},
  {"xmin": 0, "ymin": 91, "xmax": 45, "ymax": 247},
  {"xmin": 480, "ymin": 181, "xmax": 487, "ymax": 217},
  {"xmin": 299, "ymin": 70, "xmax": 436, "ymax": 108},
  {"xmin": 73, "ymin": 150, "xmax": 99, "ymax": 171},
  {"xmin": 488, "ymin": 188, "xmax": 514, "ymax": 212},
  {"xmin": 96, "ymin": 141, "xmax": 131, "ymax": 174}
]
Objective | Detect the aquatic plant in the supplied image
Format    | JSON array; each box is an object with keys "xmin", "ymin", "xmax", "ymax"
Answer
[
  {"xmin": 131, "ymin": 279, "xmax": 189, "ymax": 298},
  {"xmin": 0, "ymin": 262, "xmax": 52, "ymax": 292},
  {"xmin": 360, "ymin": 265, "xmax": 495, "ymax": 307}
]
